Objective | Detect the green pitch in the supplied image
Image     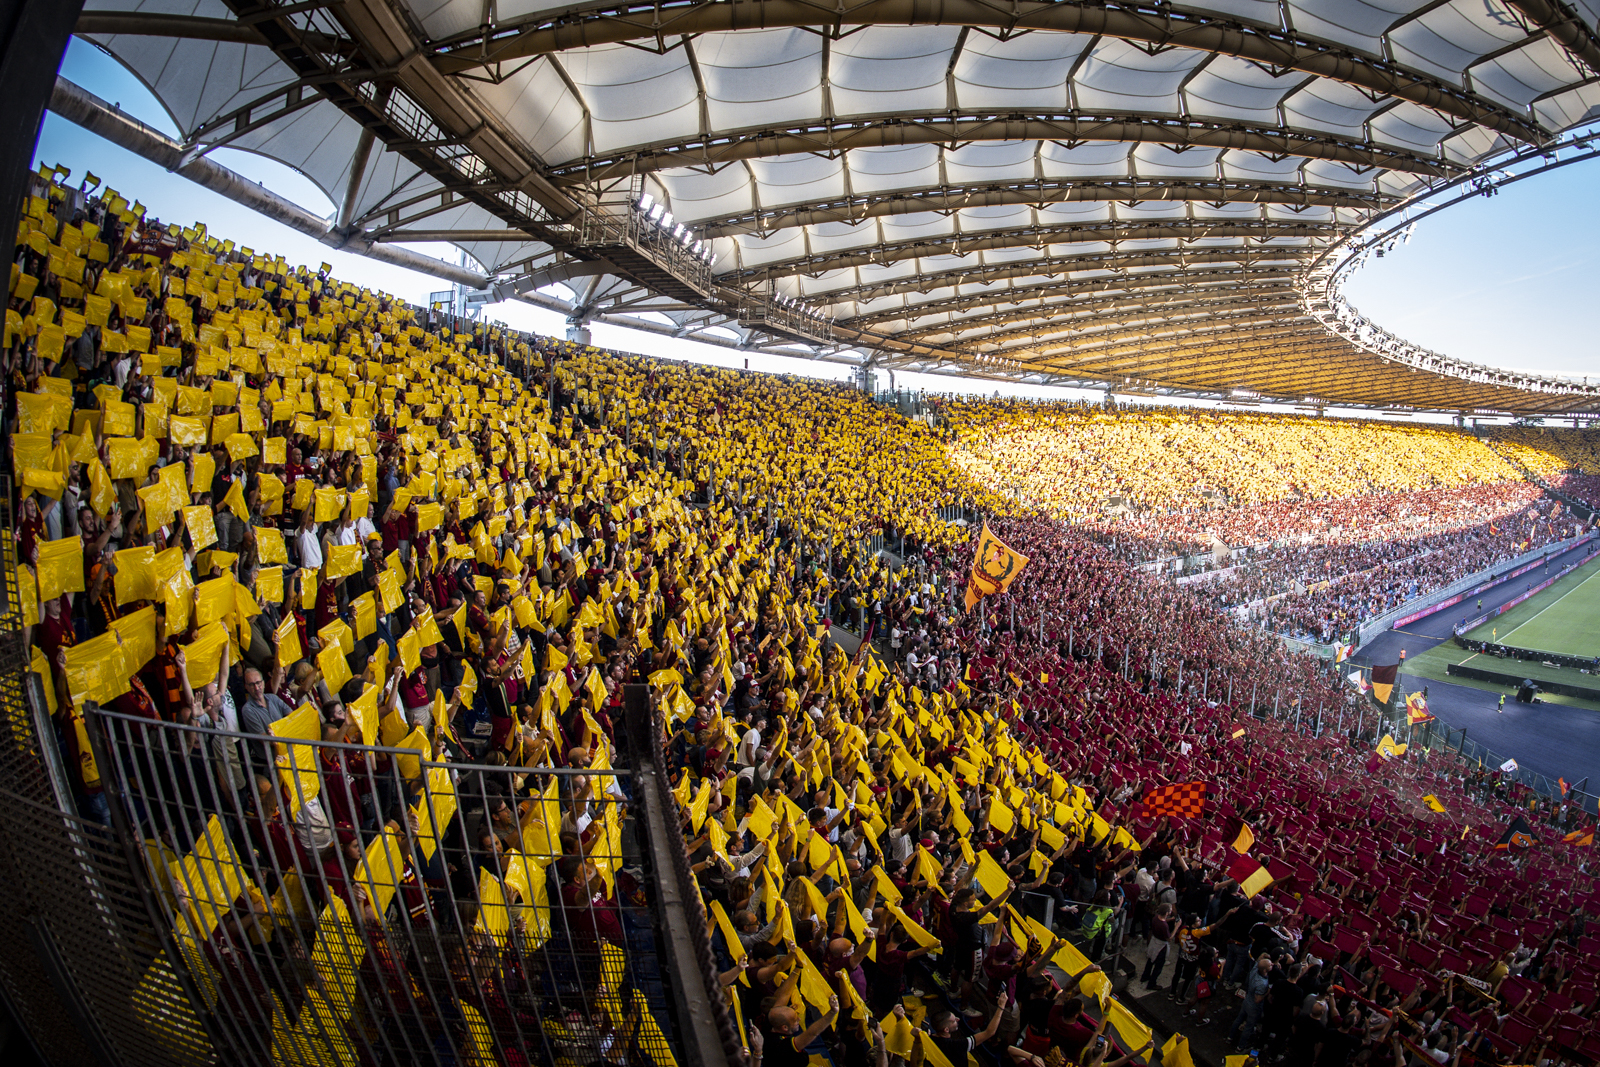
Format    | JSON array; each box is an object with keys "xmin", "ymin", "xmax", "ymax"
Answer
[{"xmin": 1467, "ymin": 554, "xmax": 1600, "ymax": 659}]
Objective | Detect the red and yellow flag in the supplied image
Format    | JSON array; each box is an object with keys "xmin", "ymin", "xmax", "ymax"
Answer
[{"xmin": 963, "ymin": 522, "xmax": 1028, "ymax": 611}]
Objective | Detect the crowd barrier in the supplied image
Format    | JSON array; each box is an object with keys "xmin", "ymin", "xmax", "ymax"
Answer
[
  {"xmin": 1452, "ymin": 540, "xmax": 1600, "ymax": 635},
  {"xmin": 89, "ymin": 705, "xmax": 677, "ymax": 1067},
  {"xmin": 1390, "ymin": 534, "xmax": 1593, "ymax": 629},
  {"xmin": 1444, "ymin": 661, "xmax": 1600, "ymax": 703},
  {"xmin": 1409, "ymin": 717, "xmax": 1599, "ymax": 816},
  {"xmin": 1347, "ymin": 532, "xmax": 1596, "ymax": 647}
]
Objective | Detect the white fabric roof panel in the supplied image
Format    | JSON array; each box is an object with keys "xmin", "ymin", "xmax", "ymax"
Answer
[
  {"xmin": 805, "ymin": 221, "xmax": 883, "ymax": 255},
  {"xmin": 1283, "ymin": 79, "xmax": 1390, "ymax": 140},
  {"xmin": 732, "ymin": 228, "xmax": 808, "ymax": 269},
  {"xmin": 1111, "ymin": 201, "xmax": 1193, "ymax": 222},
  {"xmin": 979, "ymin": 246, "xmax": 1048, "ymax": 264},
  {"xmin": 1386, "ymin": 0, "xmax": 1526, "ymax": 87},
  {"xmin": 951, "ymin": 31, "xmax": 1090, "ymax": 111},
  {"xmin": 957, "ymin": 205, "xmax": 1037, "ymax": 233},
  {"xmin": 1129, "ymin": 144, "xmax": 1225, "ymax": 179},
  {"xmin": 878, "ymin": 212, "xmax": 958, "ymax": 243},
  {"xmin": 73, "ymin": 1, "xmax": 1600, "ymax": 408},
  {"xmin": 695, "ymin": 30, "xmax": 825, "ymax": 133},
  {"xmin": 1534, "ymin": 81, "xmax": 1600, "ymax": 133},
  {"xmin": 1471, "ymin": 36, "xmax": 1587, "ymax": 112},
  {"xmin": 847, "ymin": 145, "xmax": 943, "ymax": 194},
  {"xmin": 1183, "ymin": 58, "xmax": 1306, "ymax": 125},
  {"xmin": 828, "ymin": 28, "xmax": 961, "ymax": 117},
  {"xmin": 1035, "ymin": 202, "xmax": 1116, "ymax": 225},
  {"xmin": 221, "ymin": 98, "xmax": 363, "ymax": 212},
  {"xmin": 1040, "ymin": 142, "xmax": 1138, "ymax": 178},
  {"xmin": 1072, "ymin": 39, "xmax": 1203, "ymax": 115},
  {"xmin": 1368, "ymin": 102, "xmax": 1458, "ymax": 154},
  {"xmin": 559, "ymin": 46, "xmax": 701, "ymax": 155},
  {"xmin": 746, "ymin": 155, "xmax": 846, "ymax": 208},
  {"xmin": 942, "ymin": 142, "xmax": 1039, "ymax": 186},
  {"xmin": 655, "ymin": 166, "xmax": 754, "ymax": 227},
  {"xmin": 1282, "ymin": 0, "xmax": 1423, "ymax": 57},
  {"xmin": 79, "ymin": 32, "xmax": 297, "ymax": 140},
  {"xmin": 468, "ymin": 58, "xmax": 589, "ymax": 165}
]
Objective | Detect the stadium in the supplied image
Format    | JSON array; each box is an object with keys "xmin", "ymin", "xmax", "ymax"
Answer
[{"xmin": 3, "ymin": 2, "xmax": 1600, "ymax": 1067}]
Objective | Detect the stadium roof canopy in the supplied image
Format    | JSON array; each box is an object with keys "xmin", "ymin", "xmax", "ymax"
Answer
[{"xmin": 64, "ymin": 0, "xmax": 1600, "ymax": 415}]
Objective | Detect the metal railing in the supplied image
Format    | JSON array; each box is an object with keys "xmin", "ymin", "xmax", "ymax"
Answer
[
  {"xmin": 1408, "ymin": 716, "xmax": 1597, "ymax": 816},
  {"xmin": 86, "ymin": 706, "xmax": 683, "ymax": 1067}
]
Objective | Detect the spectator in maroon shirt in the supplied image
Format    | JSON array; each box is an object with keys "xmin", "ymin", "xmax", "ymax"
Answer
[
  {"xmin": 35, "ymin": 595, "xmax": 76, "ymax": 665},
  {"xmin": 556, "ymin": 853, "xmax": 624, "ymax": 952}
]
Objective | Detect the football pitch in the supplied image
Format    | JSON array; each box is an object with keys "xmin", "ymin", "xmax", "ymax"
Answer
[{"xmin": 1466, "ymin": 554, "xmax": 1600, "ymax": 659}]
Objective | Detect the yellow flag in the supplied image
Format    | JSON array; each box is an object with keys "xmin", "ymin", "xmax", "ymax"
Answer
[
  {"xmin": 710, "ymin": 899, "xmax": 746, "ymax": 963},
  {"xmin": 973, "ymin": 851, "xmax": 1010, "ymax": 902},
  {"xmin": 881, "ymin": 1011, "xmax": 915, "ymax": 1057},
  {"xmin": 986, "ymin": 793, "xmax": 1015, "ymax": 835},
  {"xmin": 1162, "ymin": 1033, "xmax": 1196, "ymax": 1067},
  {"xmin": 792, "ymin": 946, "xmax": 834, "ymax": 1013},
  {"xmin": 963, "ymin": 521, "xmax": 1028, "ymax": 611},
  {"xmin": 1104, "ymin": 998, "xmax": 1152, "ymax": 1056},
  {"xmin": 918, "ymin": 1032, "xmax": 958, "ymax": 1067}
]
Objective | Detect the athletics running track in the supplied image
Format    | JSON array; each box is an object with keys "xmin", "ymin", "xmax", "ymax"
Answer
[{"xmin": 1352, "ymin": 539, "xmax": 1600, "ymax": 788}]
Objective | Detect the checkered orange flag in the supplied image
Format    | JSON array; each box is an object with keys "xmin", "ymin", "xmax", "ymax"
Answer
[{"xmin": 1141, "ymin": 781, "xmax": 1208, "ymax": 819}]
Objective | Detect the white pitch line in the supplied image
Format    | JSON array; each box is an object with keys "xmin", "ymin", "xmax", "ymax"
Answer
[{"xmin": 1499, "ymin": 563, "xmax": 1600, "ymax": 652}]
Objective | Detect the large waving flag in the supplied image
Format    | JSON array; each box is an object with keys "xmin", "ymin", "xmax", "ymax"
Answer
[
  {"xmin": 1140, "ymin": 781, "xmax": 1208, "ymax": 819},
  {"xmin": 1405, "ymin": 691, "xmax": 1434, "ymax": 725},
  {"xmin": 1225, "ymin": 853, "xmax": 1275, "ymax": 898},
  {"xmin": 963, "ymin": 522, "xmax": 1029, "ymax": 611},
  {"xmin": 1370, "ymin": 662, "xmax": 1398, "ymax": 705},
  {"xmin": 1494, "ymin": 816, "xmax": 1535, "ymax": 851}
]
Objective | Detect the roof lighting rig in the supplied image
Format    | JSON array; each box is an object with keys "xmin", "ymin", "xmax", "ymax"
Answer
[{"xmin": 636, "ymin": 194, "xmax": 715, "ymax": 267}]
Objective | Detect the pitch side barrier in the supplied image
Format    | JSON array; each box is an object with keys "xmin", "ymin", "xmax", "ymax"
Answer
[
  {"xmin": 1391, "ymin": 533, "xmax": 1597, "ymax": 631},
  {"xmin": 1452, "ymin": 541, "xmax": 1600, "ymax": 635}
]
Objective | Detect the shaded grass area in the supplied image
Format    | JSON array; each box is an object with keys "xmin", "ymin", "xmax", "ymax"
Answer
[{"xmin": 1402, "ymin": 641, "xmax": 1600, "ymax": 713}]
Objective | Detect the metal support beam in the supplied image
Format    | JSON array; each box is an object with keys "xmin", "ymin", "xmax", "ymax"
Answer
[
  {"xmin": 745, "ymin": 219, "xmax": 1338, "ymax": 281},
  {"xmin": 336, "ymin": 124, "xmax": 377, "ymax": 231},
  {"xmin": 432, "ymin": 0, "xmax": 1545, "ymax": 143},
  {"xmin": 1506, "ymin": 0, "xmax": 1600, "ymax": 77},
  {"xmin": 76, "ymin": 10, "xmax": 265, "ymax": 44},
  {"xmin": 698, "ymin": 175, "xmax": 1393, "ymax": 237},
  {"xmin": 899, "ymin": 286, "xmax": 1300, "ymax": 340},
  {"xmin": 824, "ymin": 249, "xmax": 1314, "ymax": 303},
  {"xmin": 48, "ymin": 76, "xmax": 491, "ymax": 288},
  {"xmin": 846, "ymin": 267, "xmax": 1299, "ymax": 324},
  {"xmin": 548, "ymin": 111, "xmax": 1454, "ymax": 184}
]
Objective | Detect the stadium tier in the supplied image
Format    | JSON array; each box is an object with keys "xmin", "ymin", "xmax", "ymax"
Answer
[
  {"xmin": 8, "ymin": 169, "xmax": 1600, "ymax": 1067},
  {"xmin": 943, "ymin": 404, "xmax": 1524, "ymax": 520},
  {"xmin": 1485, "ymin": 429, "xmax": 1600, "ymax": 482}
]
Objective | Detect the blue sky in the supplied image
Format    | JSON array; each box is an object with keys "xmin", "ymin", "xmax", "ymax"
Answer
[
  {"xmin": 1342, "ymin": 162, "xmax": 1600, "ymax": 380},
  {"xmin": 37, "ymin": 38, "xmax": 1596, "ymax": 406}
]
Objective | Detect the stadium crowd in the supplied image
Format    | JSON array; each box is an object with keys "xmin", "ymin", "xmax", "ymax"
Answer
[
  {"xmin": 941, "ymin": 406, "xmax": 1594, "ymax": 644},
  {"xmin": 1210, "ymin": 498, "xmax": 1576, "ymax": 643},
  {"xmin": 1484, "ymin": 428, "xmax": 1600, "ymax": 483},
  {"xmin": 942, "ymin": 402, "xmax": 1520, "ymax": 522},
  {"xmin": 1076, "ymin": 485, "xmax": 1547, "ymax": 561},
  {"xmin": 7, "ymin": 165, "xmax": 1600, "ymax": 1067}
]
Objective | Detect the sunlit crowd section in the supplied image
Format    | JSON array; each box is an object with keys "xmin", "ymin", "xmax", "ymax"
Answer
[{"xmin": 7, "ymin": 166, "xmax": 1600, "ymax": 1067}]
